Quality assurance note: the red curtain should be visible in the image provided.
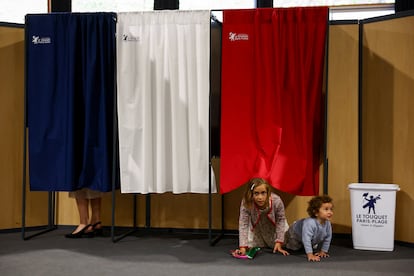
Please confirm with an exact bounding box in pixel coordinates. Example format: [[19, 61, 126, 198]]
[[220, 7, 328, 195]]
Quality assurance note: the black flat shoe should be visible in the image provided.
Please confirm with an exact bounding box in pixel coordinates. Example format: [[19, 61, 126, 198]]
[[65, 224, 92, 239], [91, 221, 104, 237]]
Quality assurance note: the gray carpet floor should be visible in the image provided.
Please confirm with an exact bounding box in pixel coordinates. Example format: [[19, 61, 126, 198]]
[[0, 228, 413, 276]]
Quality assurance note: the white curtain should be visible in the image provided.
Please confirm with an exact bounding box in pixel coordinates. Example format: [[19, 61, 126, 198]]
[[117, 10, 214, 194]]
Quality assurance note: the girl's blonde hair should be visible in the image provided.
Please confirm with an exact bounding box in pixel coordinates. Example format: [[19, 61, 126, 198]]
[[243, 178, 272, 209]]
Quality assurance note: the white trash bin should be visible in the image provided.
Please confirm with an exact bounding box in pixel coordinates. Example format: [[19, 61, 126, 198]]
[[348, 183, 400, 251]]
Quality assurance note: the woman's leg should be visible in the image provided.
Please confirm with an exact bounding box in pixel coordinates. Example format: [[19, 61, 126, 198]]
[[71, 198, 90, 234], [90, 197, 102, 229]]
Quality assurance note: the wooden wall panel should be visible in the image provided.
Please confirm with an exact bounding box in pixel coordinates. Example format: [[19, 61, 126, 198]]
[[56, 191, 144, 228], [0, 25, 49, 229], [327, 23, 360, 234], [149, 157, 223, 229], [362, 15, 414, 243]]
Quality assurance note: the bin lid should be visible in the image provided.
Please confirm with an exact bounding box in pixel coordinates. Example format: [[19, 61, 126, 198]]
[[348, 183, 400, 191]]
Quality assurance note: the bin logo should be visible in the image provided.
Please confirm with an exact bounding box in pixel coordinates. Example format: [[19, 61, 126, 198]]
[[356, 192, 387, 226], [362, 193, 381, 214]]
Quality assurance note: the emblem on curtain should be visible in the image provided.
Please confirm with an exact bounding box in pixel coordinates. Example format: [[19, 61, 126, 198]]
[[31, 35, 51, 44], [228, 32, 249, 41], [122, 34, 140, 42]]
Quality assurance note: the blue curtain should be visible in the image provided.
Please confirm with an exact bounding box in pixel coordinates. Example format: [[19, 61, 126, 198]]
[[25, 13, 118, 192]]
